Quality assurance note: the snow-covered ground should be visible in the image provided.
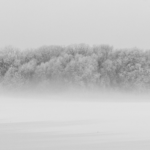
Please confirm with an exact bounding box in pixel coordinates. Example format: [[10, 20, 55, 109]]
[[0, 92, 150, 150]]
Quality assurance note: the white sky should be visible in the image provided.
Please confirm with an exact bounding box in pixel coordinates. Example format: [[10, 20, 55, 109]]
[[0, 0, 150, 50]]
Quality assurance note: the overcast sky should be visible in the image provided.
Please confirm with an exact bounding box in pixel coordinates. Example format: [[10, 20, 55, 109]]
[[0, 0, 150, 50]]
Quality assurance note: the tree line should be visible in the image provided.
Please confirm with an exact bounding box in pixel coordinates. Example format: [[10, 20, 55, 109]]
[[0, 44, 150, 92]]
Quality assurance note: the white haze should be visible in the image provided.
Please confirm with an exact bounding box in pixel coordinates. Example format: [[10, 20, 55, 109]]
[[0, 0, 150, 50], [0, 91, 150, 149]]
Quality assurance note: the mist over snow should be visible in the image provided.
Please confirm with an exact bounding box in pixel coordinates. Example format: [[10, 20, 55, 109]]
[[0, 89, 150, 149], [0, 89, 150, 123], [1, 0, 150, 148], [0, 45, 150, 149]]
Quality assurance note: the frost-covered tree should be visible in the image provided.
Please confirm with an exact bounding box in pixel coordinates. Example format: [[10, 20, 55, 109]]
[[0, 44, 150, 92]]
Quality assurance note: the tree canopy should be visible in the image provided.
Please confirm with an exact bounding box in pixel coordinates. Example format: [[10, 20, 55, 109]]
[[0, 44, 150, 92]]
